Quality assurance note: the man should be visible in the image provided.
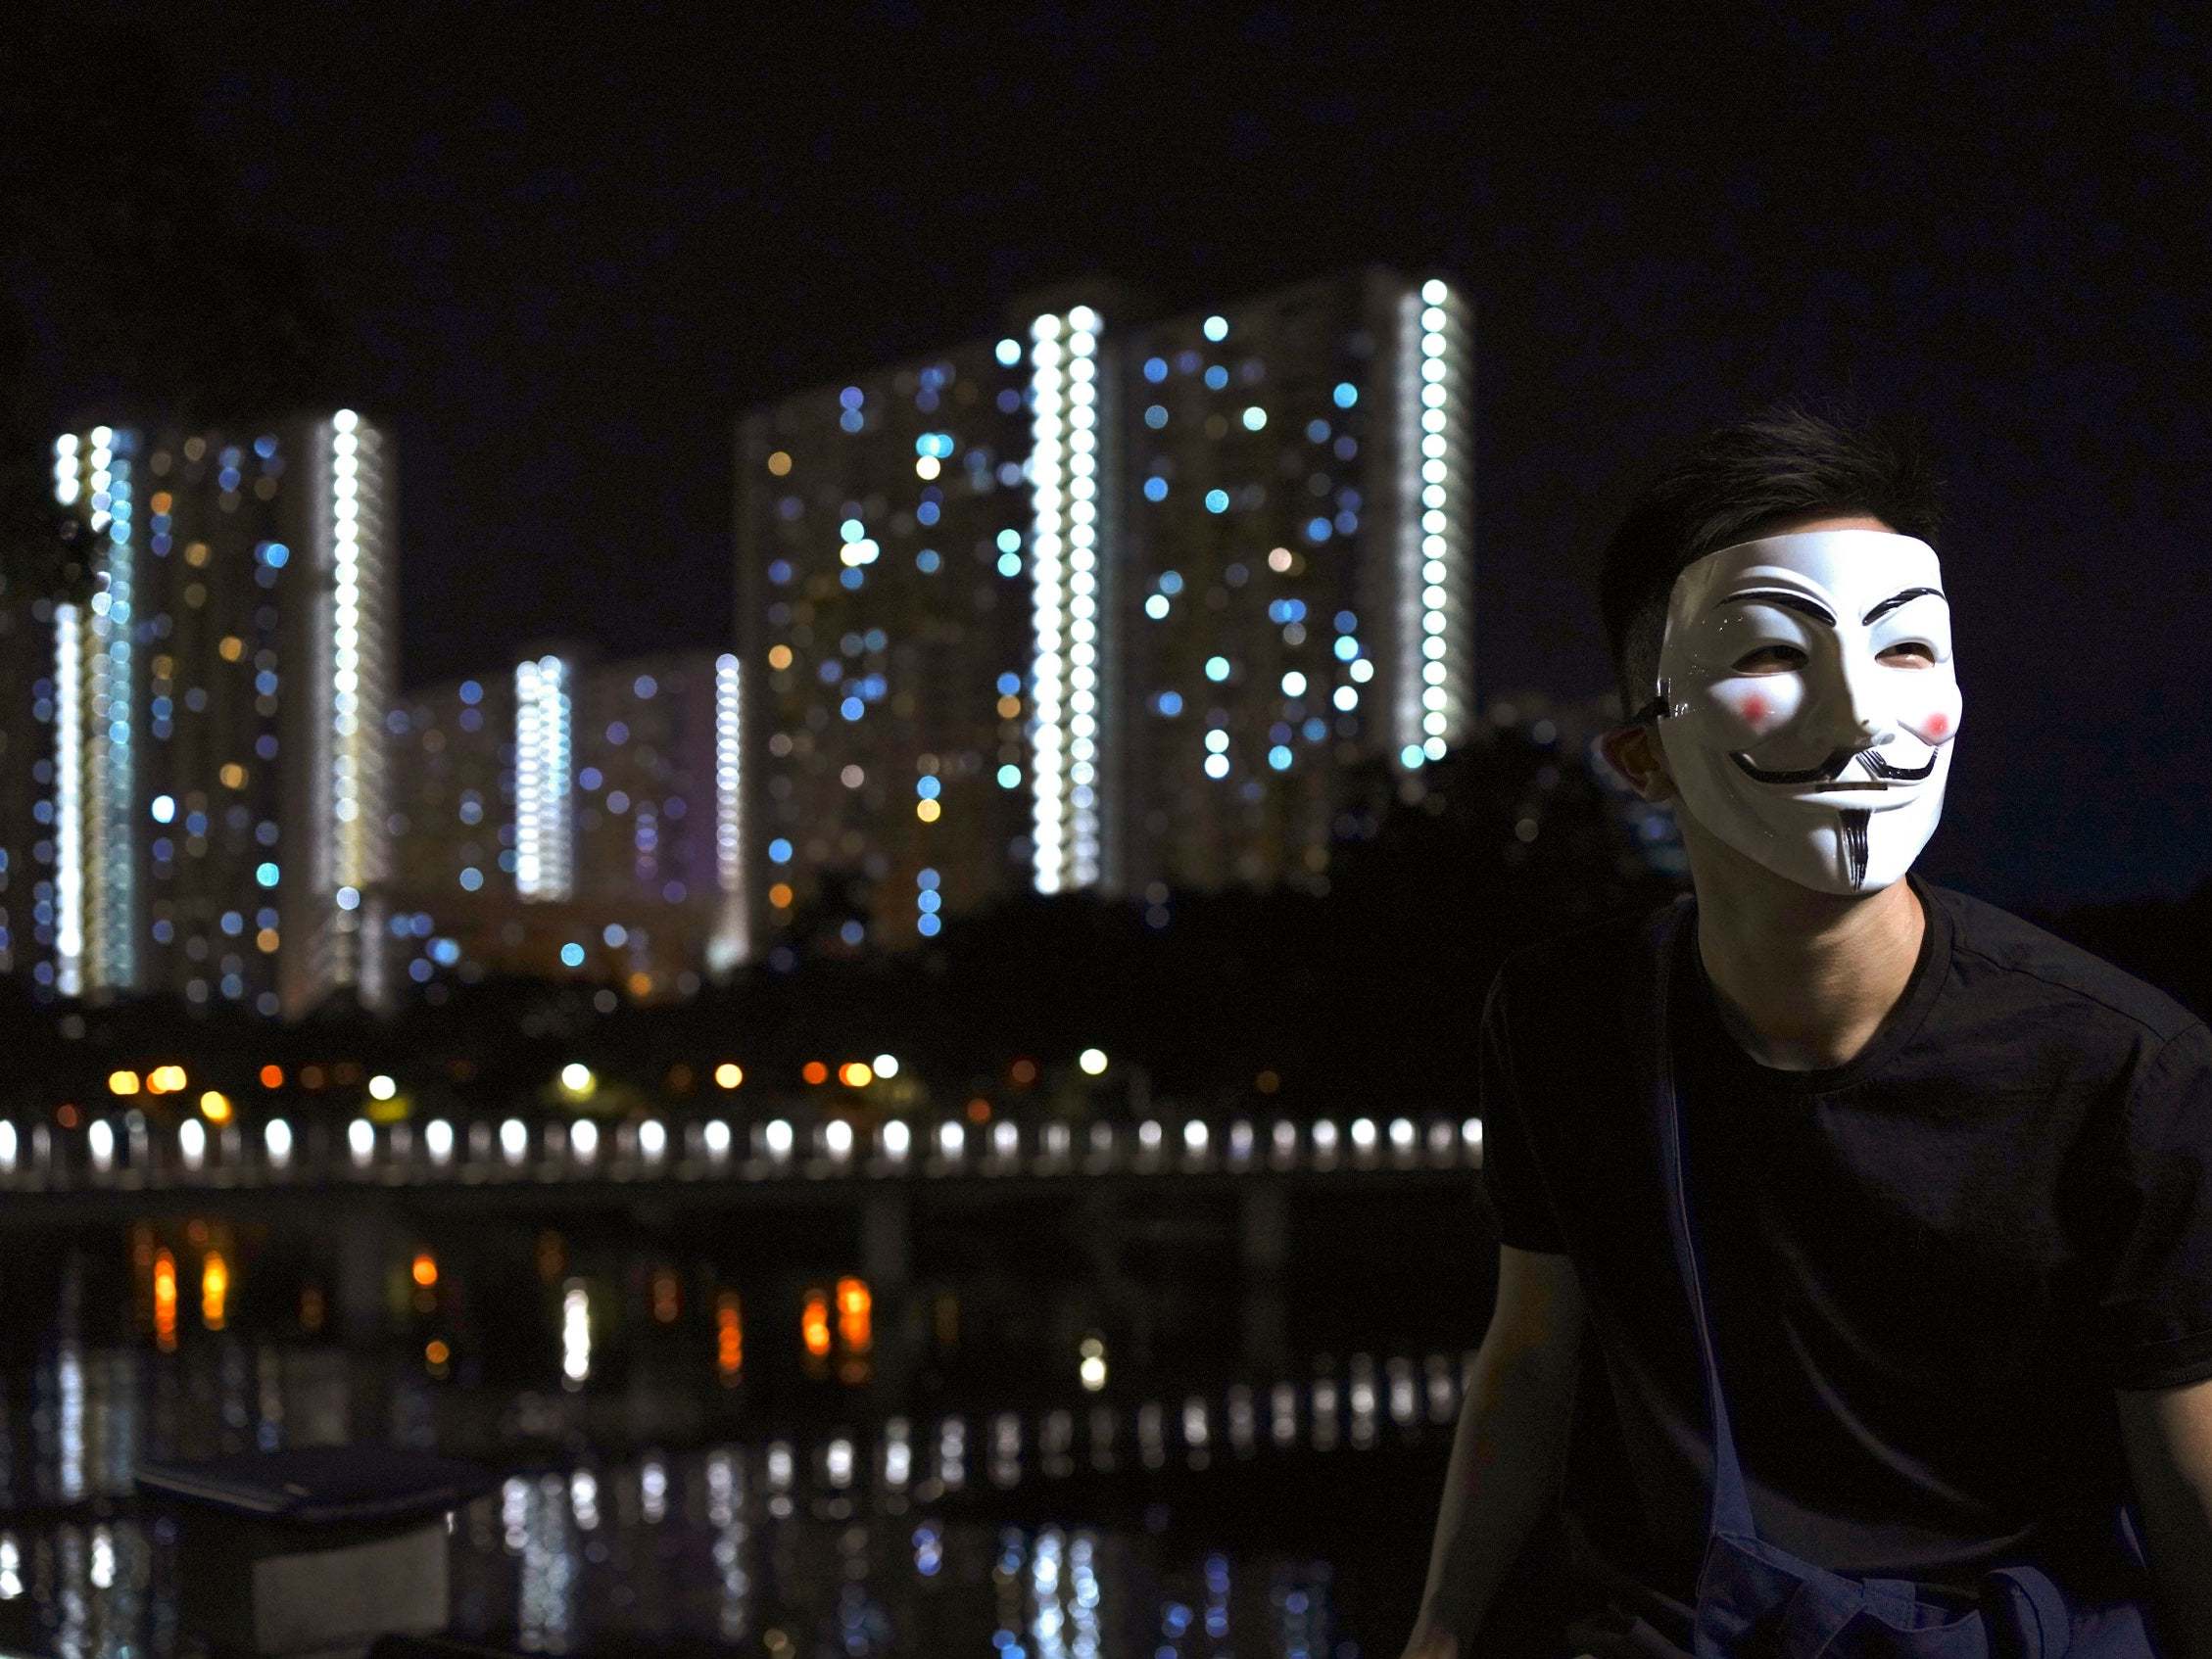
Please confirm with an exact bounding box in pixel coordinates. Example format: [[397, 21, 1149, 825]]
[[1401, 406, 2212, 1658]]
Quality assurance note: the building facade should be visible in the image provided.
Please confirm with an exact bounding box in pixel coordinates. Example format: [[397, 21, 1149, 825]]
[[735, 337, 1039, 958], [383, 646, 738, 1000], [734, 265, 1473, 954], [1, 414, 396, 1018]]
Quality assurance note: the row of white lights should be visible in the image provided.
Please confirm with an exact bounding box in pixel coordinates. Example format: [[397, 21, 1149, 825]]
[[329, 414, 366, 895], [487, 1354, 1478, 1523], [1027, 306, 1104, 893], [709, 653, 748, 972], [1396, 279, 1464, 769], [0, 1112, 1483, 1184], [513, 654, 574, 899]]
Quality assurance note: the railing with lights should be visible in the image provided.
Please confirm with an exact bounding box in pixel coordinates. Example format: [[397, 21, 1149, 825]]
[[0, 1104, 1483, 1196]]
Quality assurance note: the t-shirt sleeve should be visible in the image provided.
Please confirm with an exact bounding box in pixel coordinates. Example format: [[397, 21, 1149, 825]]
[[1474, 966, 1569, 1254], [2098, 1019, 2212, 1391]]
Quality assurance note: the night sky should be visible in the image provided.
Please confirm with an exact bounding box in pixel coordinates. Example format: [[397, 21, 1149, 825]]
[[65, 3, 2212, 911]]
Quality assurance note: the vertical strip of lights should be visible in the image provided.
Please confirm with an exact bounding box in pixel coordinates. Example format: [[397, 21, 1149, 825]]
[[326, 409, 391, 1001], [709, 651, 749, 971], [515, 654, 574, 900], [1394, 279, 1471, 769], [51, 435, 85, 997], [83, 425, 136, 988], [1027, 305, 1103, 892]]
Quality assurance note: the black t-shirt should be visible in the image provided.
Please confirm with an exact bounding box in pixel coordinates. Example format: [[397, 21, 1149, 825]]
[[1476, 871, 2212, 1641]]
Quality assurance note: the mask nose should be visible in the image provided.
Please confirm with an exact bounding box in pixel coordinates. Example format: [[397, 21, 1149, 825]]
[[1827, 648, 1891, 752]]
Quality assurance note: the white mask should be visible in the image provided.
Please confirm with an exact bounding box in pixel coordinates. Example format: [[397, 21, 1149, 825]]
[[1647, 529, 1961, 895]]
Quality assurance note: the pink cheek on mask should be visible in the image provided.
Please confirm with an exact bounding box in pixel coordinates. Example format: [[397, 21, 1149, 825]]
[[1924, 711, 1950, 740], [1734, 691, 1775, 730]]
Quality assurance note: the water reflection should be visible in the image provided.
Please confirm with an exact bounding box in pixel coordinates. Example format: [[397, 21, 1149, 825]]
[[0, 1339, 1460, 1653]]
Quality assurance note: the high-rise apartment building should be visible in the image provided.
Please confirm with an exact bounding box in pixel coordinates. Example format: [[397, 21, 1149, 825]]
[[1103, 269, 1472, 897], [1, 414, 396, 1018], [734, 265, 1472, 954], [735, 337, 1039, 957], [384, 646, 737, 999]]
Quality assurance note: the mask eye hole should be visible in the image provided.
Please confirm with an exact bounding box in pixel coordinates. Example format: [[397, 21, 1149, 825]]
[[1732, 645, 1804, 674], [1880, 641, 1936, 664]]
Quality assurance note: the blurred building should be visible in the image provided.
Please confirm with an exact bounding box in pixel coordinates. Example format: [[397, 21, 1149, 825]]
[[735, 337, 1038, 958], [1105, 269, 1471, 899], [0, 415, 396, 1018], [734, 264, 1472, 955], [384, 645, 738, 1000]]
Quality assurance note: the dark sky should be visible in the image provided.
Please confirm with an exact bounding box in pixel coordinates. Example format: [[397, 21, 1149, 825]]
[[76, 3, 2212, 911]]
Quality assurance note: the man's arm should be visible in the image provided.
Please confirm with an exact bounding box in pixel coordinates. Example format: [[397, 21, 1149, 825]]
[[2116, 1376, 2212, 1659], [1400, 1245, 1587, 1658]]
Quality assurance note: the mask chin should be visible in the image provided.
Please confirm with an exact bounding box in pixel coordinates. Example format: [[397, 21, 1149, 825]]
[[1663, 735, 1949, 896]]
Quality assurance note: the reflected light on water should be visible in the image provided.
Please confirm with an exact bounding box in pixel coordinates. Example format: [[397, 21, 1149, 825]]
[[560, 1281, 591, 1389], [0, 1342, 1443, 1649]]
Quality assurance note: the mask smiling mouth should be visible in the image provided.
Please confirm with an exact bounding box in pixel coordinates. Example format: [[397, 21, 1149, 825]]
[[1730, 745, 1937, 786]]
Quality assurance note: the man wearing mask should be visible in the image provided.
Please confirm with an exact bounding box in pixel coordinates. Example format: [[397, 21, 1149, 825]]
[[1402, 407, 2212, 1657]]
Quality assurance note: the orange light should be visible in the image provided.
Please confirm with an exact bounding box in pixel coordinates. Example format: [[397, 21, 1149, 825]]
[[256, 927, 280, 953], [997, 694, 1022, 719], [219, 763, 246, 789], [767, 643, 793, 671], [801, 1062, 829, 1086], [915, 799, 940, 823], [1009, 1058, 1037, 1086], [836, 1276, 872, 1354], [766, 450, 793, 477], [769, 881, 793, 909], [713, 1062, 744, 1090], [150, 1064, 188, 1095], [839, 1061, 874, 1088], [716, 1290, 744, 1383], [201, 1251, 228, 1331], [217, 635, 245, 662], [801, 1288, 832, 1359], [411, 1252, 438, 1289], [153, 1249, 178, 1352], [57, 1103, 79, 1129], [108, 1069, 141, 1096], [651, 1267, 680, 1324], [425, 1339, 451, 1369], [199, 1090, 233, 1124], [259, 1064, 284, 1089], [965, 1097, 991, 1123]]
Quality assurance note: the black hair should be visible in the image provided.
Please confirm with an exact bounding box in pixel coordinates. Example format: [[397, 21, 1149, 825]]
[[1598, 402, 1945, 723]]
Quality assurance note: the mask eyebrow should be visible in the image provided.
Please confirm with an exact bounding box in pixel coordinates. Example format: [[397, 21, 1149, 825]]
[[1861, 587, 1946, 625], [1711, 589, 1836, 626]]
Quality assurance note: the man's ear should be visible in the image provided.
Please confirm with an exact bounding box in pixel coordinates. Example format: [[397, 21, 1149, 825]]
[[1596, 722, 1679, 805]]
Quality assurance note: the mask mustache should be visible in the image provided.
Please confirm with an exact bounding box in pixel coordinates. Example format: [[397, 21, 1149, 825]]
[[1730, 744, 1938, 785]]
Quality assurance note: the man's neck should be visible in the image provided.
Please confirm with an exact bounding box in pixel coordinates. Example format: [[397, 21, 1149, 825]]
[[1690, 854, 1928, 1073]]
